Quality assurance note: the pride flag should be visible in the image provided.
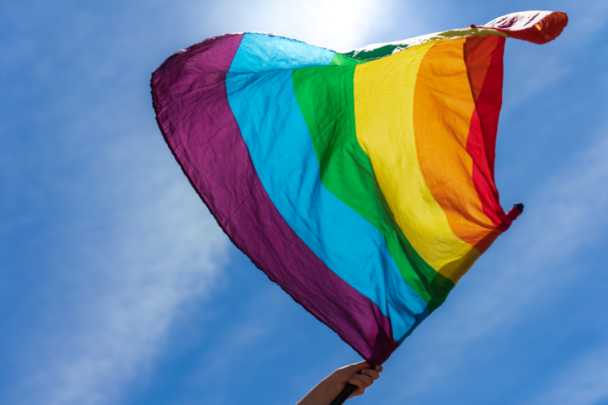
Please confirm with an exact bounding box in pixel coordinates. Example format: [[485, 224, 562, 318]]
[[151, 11, 567, 365]]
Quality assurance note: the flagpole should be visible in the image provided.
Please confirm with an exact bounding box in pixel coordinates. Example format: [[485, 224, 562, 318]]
[[329, 383, 358, 405]]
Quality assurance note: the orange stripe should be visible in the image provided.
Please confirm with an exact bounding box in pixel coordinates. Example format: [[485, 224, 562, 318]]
[[413, 39, 498, 249]]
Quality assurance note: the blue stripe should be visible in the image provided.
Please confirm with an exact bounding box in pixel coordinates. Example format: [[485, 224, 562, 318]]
[[225, 33, 428, 341]]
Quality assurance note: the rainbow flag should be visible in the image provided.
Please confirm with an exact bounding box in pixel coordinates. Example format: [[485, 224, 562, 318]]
[[151, 11, 567, 365]]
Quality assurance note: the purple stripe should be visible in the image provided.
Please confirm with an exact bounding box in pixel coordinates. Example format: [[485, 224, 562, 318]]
[[151, 34, 397, 365]]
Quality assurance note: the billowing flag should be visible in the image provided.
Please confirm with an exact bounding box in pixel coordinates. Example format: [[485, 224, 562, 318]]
[[151, 11, 567, 365]]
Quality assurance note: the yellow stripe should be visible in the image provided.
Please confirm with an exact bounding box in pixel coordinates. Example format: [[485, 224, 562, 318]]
[[353, 40, 480, 282]]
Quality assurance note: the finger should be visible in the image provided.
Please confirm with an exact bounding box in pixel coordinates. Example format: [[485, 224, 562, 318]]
[[360, 368, 380, 380], [336, 361, 370, 379], [349, 386, 365, 398], [347, 377, 367, 398], [350, 360, 370, 373], [349, 373, 374, 388], [375, 364, 383, 373]]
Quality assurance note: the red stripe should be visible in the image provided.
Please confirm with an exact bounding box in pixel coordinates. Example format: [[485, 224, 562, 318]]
[[465, 35, 511, 233]]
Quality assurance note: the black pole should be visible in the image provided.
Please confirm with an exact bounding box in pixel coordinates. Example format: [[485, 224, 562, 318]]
[[329, 383, 358, 405]]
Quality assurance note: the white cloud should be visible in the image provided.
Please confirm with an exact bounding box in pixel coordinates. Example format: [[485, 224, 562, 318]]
[[16, 134, 229, 405]]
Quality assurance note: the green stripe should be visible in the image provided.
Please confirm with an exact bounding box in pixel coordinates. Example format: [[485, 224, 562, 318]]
[[292, 53, 453, 311], [341, 44, 410, 60]]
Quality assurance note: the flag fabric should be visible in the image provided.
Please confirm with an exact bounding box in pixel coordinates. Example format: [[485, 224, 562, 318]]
[[151, 11, 567, 365]]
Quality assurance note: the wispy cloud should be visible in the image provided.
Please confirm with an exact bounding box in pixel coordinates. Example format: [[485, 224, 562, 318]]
[[14, 133, 230, 405], [0, 2, 235, 404], [7, 2, 606, 405], [3, 0, 412, 403]]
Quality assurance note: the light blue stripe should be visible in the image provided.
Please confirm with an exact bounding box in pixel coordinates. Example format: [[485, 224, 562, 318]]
[[226, 33, 427, 341], [227, 33, 336, 73]]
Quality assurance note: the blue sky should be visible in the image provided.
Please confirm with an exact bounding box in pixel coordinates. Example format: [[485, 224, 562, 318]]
[[1, 1, 608, 404]]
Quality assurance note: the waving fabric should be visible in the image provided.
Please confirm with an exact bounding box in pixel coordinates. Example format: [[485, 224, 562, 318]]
[[151, 11, 567, 365]]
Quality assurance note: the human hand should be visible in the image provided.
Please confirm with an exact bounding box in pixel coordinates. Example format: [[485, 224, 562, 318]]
[[331, 361, 383, 399], [297, 361, 383, 405]]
